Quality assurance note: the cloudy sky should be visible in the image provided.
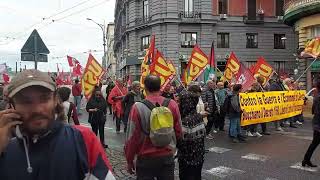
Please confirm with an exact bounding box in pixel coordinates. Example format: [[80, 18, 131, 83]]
[[0, 0, 115, 72]]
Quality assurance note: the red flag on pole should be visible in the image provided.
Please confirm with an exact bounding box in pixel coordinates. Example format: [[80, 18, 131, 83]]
[[236, 62, 255, 92]]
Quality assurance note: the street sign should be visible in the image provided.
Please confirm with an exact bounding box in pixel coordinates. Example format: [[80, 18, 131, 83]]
[[21, 29, 50, 69]]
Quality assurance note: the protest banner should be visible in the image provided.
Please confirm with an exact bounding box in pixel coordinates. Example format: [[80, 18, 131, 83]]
[[240, 90, 306, 126], [81, 54, 105, 98], [183, 45, 208, 85]]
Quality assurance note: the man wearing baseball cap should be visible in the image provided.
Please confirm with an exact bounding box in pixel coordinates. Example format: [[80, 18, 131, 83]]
[[0, 69, 115, 180]]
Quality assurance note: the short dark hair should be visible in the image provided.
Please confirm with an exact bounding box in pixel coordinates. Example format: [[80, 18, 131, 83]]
[[233, 84, 242, 92], [57, 87, 71, 102], [224, 81, 229, 88], [75, 79, 79, 84], [144, 75, 161, 92], [188, 84, 202, 94]]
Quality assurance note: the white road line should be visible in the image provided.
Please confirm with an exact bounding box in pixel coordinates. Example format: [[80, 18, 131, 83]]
[[80, 123, 114, 130], [241, 153, 269, 162], [289, 135, 313, 141], [204, 166, 245, 178], [290, 162, 318, 172], [208, 147, 232, 154], [265, 178, 278, 180]]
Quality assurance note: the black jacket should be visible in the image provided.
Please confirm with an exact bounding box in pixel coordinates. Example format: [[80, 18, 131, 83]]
[[0, 121, 115, 180], [312, 94, 320, 132], [122, 91, 143, 123], [201, 88, 218, 115], [86, 96, 107, 124]]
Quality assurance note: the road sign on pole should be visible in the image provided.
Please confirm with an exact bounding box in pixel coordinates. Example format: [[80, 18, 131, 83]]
[[21, 29, 50, 70]]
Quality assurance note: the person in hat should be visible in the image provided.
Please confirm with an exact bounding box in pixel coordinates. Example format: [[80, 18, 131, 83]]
[[0, 69, 115, 180]]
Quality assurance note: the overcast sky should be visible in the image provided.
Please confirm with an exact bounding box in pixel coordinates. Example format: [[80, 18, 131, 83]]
[[0, 0, 115, 72]]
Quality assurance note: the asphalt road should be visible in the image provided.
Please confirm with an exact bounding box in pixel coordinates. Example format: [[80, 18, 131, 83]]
[[78, 110, 320, 180]]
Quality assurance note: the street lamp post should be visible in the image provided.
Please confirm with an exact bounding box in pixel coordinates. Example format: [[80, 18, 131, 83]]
[[86, 18, 106, 69]]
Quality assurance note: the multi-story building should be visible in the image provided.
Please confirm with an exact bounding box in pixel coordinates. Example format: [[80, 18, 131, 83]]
[[284, 0, 320, 90], [114, 0, 296, 82], [106, 23, 117, 79]]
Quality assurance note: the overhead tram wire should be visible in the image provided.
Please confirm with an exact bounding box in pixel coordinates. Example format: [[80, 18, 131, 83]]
[[0, 0, 99, 45], [53, 0, 109, 22]]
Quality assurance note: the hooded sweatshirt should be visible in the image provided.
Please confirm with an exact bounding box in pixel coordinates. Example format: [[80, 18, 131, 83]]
[[0, 121, 115, 180]]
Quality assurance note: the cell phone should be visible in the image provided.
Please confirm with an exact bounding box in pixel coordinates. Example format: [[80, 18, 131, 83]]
[[9, 102, 23, 139]]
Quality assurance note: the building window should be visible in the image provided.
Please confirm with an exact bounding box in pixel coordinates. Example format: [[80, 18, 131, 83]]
[[141, 35, 150, 50], [218, 0, 228, 14], [217, 33, 229, 48], [181, 32, 197, 48], [143, 0, 149, 20], [246, 33, 258, 48], [274, 61, 285, 74], [247, 0, 256, 20], [184, 0, 193, 14], [276, 0, 284, 16], [274, 34, 286, 49], [311, 26, 320, 38]]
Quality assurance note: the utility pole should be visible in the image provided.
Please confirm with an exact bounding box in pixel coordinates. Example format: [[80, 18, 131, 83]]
[[87, 18, 107, 69]]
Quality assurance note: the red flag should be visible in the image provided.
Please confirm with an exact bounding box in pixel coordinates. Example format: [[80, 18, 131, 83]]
[[183, 45, 208, 85], [67, 56, 83, 76], [2, 73, 9, 84], [72, 63, 83, 76], [236, 62, 255, 92], [67, 55, 79, 67], [253, 57, 273, 85]]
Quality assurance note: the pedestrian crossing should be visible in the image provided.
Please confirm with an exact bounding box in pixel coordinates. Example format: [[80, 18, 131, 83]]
[[205, 146, 319, 179], [241, 153, 269, 162], [204, 166, 245, 178], [290, 162, 318, 172]]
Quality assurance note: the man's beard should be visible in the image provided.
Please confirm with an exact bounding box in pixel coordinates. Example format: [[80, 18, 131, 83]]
[[22, 109, 56, 136]]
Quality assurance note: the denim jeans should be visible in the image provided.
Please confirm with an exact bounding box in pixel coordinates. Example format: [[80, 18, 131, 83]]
[[229, 115, 241, 138], [74, 96, 81, 113]]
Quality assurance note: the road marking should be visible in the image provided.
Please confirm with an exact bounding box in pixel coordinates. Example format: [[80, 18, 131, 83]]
[[204, 166, 245, 178], [274, 131, 297, 136], [290, 162, 318, 172], [274, 131, 313, 141], [208, 147, 232, 154], [265, 178, 278, 180], [241, 153, 269, 162], [81, 123, 114, 130], [289, 135, 313, 141]]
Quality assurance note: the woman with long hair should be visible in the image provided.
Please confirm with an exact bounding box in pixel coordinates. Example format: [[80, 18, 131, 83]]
[[86, 87, 108, 148]]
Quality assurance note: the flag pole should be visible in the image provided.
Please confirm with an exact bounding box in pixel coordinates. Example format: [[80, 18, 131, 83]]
[[295, 57, 318, 83]]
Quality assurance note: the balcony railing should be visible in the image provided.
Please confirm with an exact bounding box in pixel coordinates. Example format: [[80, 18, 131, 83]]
[[284, 0, 320, 14], [243, 14, 264, 24], [135, 16, 152, 26], [178, 11, 201, 19]]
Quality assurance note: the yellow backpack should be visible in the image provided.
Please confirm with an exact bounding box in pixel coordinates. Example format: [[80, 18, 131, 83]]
[[141, 99, 175, 147]]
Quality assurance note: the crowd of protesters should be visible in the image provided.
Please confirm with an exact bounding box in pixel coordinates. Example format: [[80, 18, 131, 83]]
[[0, 69, 318, 180]]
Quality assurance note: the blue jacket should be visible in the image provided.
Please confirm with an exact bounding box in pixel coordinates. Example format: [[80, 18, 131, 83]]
[[0, 121, 115, 180]]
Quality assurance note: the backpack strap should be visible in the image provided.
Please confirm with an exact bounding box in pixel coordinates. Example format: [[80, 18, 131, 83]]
[[162, 98, 171, 107], [141, 99, 156, 110]]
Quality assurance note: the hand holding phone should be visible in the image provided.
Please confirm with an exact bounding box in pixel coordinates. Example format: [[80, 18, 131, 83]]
[[0, 109, 22, 154]]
